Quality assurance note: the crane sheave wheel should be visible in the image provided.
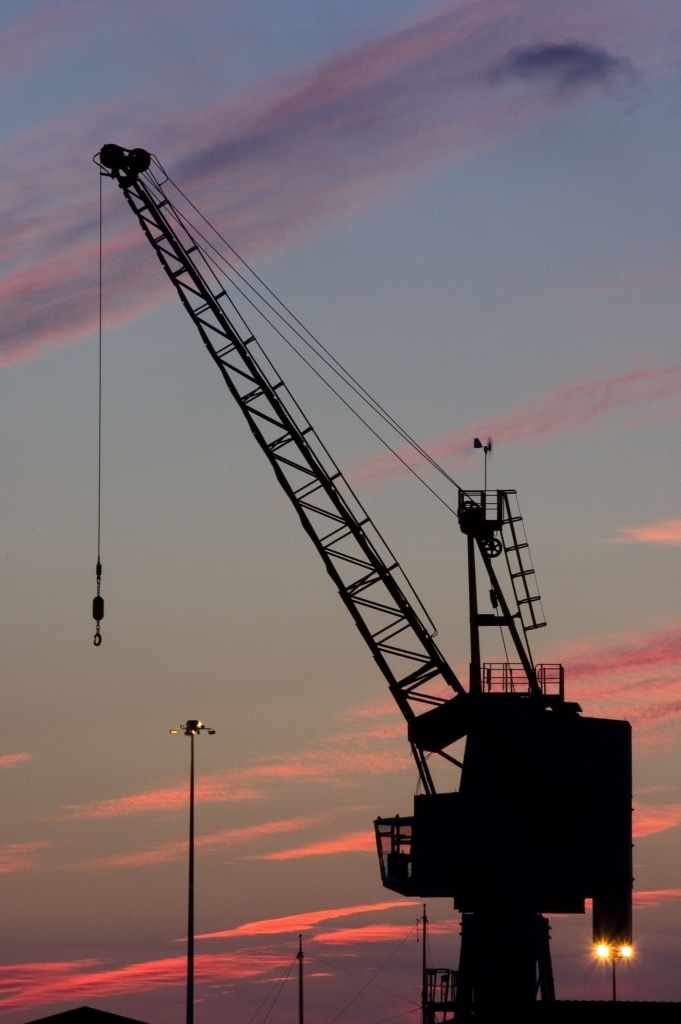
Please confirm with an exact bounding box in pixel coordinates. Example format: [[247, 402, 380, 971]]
[[482, 536, 503, 558]]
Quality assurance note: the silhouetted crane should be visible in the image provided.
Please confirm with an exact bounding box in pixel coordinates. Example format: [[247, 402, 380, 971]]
[[96, 145, 632, 1016]]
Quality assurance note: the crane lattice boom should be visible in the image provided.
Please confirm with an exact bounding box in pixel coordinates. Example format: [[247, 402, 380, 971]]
[[97, 143, 469, 793]]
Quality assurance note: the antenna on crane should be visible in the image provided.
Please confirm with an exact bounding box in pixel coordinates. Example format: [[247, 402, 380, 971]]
[[473, 436, 492, 490]]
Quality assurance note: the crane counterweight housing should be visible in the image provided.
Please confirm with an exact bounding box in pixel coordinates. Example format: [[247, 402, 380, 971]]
[[97, 144, 633, 1013], [376, 709, 631, 928]]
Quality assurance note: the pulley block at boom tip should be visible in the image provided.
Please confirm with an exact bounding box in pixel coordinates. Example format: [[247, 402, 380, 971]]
[[97, 145, 151, 187]]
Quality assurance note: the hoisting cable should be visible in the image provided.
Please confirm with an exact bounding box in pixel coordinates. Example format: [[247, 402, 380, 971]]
[[156, 166, 464, 514], [92, 173, 105, 646]]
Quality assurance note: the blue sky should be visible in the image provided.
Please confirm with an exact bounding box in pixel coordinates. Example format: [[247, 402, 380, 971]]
[[1, 1, 681, 1021]]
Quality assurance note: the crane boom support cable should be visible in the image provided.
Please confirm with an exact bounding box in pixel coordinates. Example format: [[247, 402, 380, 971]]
[[156, 166, 464, 509], [138, 164, 449, 638], [150, 164, 482, 516], [183, 233, 460, 517]]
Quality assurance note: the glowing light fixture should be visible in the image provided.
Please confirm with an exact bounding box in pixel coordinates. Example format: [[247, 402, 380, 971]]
[[593, 941, 634, 1000]]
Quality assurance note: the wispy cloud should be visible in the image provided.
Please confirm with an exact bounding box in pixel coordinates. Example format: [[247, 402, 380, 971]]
[[196, 901, 416, 941], [61, 773, 265, 819], [0, 840, 51, 874], [0, 5, 73, 81], [616, 519, 681, 545], [1, 0, 670, 363], [0, 901, 420, 1012], [0, 752, 32, 769], [633, 802, 681, 838], [0, 950, 286, 1012], [314, 920, 455, 945], [60, 616, 681, 839], [351, 365, 681, 483], [62, 704, 408, 821], [633, 888, 681, 908], [89, 815, 325, 868], [314, 923, 415, 945], [554, 624, 681, 734], [1, 890, 676, 1012], [254, 830, 373, 861]]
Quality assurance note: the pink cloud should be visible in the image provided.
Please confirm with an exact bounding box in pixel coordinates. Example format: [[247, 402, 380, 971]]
[[314, 920, 456, 944], [617, 519, 681, 545], [565, 626, 681, 683], [0, 959, 100, 990], [4, 891, 677, 1013], [89, 814, 326, 868], [633, 888, 681, 908], [0, 950, 286, 1012], [633, 802, 681, 838], [550, 624, 681, 732], [196, 901, 416, 941], [0, 753, 32, 769], [351, 365, 681, 484], [245, 748, 406, 784], [0, 840, 51, 874], [0, 6, 73, 80], [61, 773, 265, 819], [62, 709, 409, 821], [343, 698, 396, 720], [0, 900, 429, 1015], [0, 0, 674, 363], [255, 830, 374, 861], [314, 924, 415, 945]]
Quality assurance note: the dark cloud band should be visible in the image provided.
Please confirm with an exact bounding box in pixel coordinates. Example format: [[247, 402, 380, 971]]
[[492, 41, 634, 89]]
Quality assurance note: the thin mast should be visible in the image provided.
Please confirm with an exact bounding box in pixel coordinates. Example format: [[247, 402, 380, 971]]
[[297, 933, 304, 1024], [420, 905, 427, 1024]]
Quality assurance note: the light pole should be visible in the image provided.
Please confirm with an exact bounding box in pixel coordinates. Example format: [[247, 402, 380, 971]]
[[171, 720, 215, 1024], [595, 943, 633, 1001]]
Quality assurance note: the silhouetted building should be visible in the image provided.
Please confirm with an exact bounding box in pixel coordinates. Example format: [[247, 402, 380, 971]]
[[466, 1001, 681, 1022], [25, 1008, 149, 1024]]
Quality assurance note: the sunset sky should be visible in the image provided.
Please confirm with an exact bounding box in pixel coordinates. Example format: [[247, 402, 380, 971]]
[[1, 1, 681, 1021]]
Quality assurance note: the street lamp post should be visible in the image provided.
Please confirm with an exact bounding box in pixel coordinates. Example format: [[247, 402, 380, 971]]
[[595, 943, 633, 1001], [171, 720, 215, 1024]]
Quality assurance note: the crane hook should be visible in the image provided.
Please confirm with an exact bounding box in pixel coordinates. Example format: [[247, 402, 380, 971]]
[[93, 560, 104, 646]]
